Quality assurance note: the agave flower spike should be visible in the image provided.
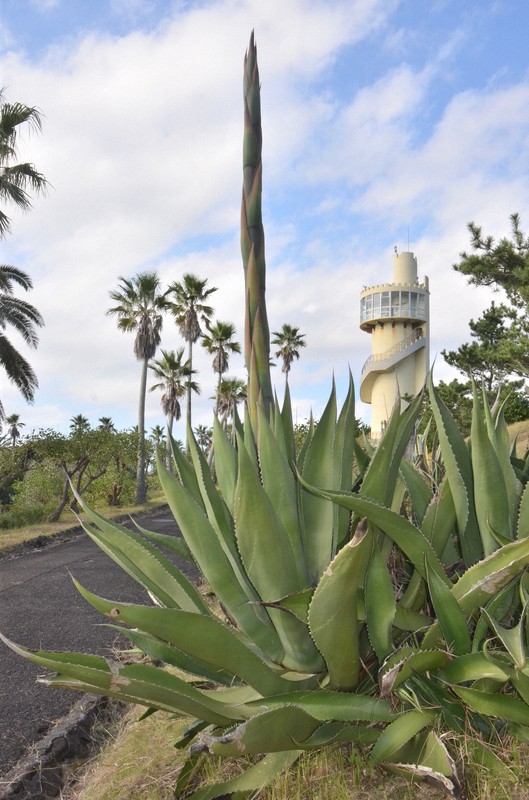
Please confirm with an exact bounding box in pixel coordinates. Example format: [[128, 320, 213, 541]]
[[241, 30, 273, 427]]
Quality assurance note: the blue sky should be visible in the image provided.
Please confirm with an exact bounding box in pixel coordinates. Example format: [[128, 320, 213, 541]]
[[1, 0, 529, 438]]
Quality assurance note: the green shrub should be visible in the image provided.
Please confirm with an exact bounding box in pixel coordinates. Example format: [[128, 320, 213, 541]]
[[0, 459, 63, 528]]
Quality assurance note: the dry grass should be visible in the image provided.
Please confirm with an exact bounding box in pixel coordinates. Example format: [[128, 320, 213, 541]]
[[0, 495, 166, 553], [62, 706, 185, 800], [508, 419, 529, 457], [61, 704, 529, 800]]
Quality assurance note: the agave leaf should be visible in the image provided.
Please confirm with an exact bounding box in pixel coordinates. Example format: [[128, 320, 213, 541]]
[[298, 721, 379, 749], [420, 477, 456, 558], [472, 581, 518, 652], [173, 752, 205, 797], [470, 382, 511, 554], [510, 671, 529, 705], [247, 689, 393, 722], [492, 401, 522, 526], [517, 482, 529, 539], [187, 426, 236, 546], [359, 404, 402, 505], [193, 706, 321, 755], [256, 406, 308, 583], [365, 545, 396, 662], [300, 381, 337, 580], [389, 731, 462, 799], [438, 653, 509, 684], [0, 634, 115, 687], [370, 709, 437, 765], [212, 416, 237, 514], [234, 433, 323, 672], [132, 520, 194, 563], [308, 523, 372, 689], [400, 459, 433, 524], [261, 588, 313, 624], [243, 403, 258, 467], [73, 584, 297, 697], [106, 625, 238, 686], [331, 371, 357, 550], [182, 750, 301, 800], [78, 510, 208, 614], [296, 412, 314, 472], [507, 722, 529, 744], [394, 605, 432, 631], [234, 433, 302, 598], [452, 537, 529, 613], [453, 685, 529, 725], [170, 433, 204, 506], [399, 478, 456, 613], [466, 738, 516, 780], [0, 634, 242, 725], [363, 391, 424, 510], [379, 648, 450, 696], [426, 561, 471, 656], [298, 478, 449, 587], [353, 432, 370, 475], [481, 606, 526, 669], [427, 373, 482, 567], [280, 382, 296, 464], [422, 540, 529, 650], [157, 461, 283, 660]]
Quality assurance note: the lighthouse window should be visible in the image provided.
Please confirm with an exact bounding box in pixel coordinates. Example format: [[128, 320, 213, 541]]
[[372, 293, 381, 317], [391, 291, 400, 315], [410, 292, 418, 316], [417, 294, 425, 317], [381, 291, 390, 317], [400, 292, 409, 316]]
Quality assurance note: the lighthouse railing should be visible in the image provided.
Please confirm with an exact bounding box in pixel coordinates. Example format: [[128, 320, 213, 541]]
[[361, 330, 425, 376]]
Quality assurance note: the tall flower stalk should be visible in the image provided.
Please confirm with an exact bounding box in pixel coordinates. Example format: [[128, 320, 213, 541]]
[[241, 31, 273, 427]]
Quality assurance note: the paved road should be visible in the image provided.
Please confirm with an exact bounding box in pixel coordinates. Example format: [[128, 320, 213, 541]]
[[0, 508, 195, 778]]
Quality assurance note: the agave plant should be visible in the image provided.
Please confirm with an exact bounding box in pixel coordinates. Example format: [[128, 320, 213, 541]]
[[4, 32, 529, 800], [4, 378, 529, 798]]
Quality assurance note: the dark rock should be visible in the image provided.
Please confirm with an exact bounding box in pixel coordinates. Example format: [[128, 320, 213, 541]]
[[0, 695, 127, 800]]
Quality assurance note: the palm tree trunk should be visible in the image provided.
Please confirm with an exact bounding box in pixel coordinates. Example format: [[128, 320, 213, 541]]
[[136, 356, 148, 504], [216, 370, 222, 416], [167, 413, 174, 473], [186, 339, 193, 453]]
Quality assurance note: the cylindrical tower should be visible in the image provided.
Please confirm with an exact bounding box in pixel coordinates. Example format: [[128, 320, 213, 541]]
[[359, 251, 429, 438]]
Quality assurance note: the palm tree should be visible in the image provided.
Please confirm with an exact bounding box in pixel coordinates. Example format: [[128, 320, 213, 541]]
[[271, 324, 306, 387], [150, 424, 166, 448], [98, 416, 115, 432], [0, 265, 44, 419], [201, 320, 241, 413], [215, 377, 247, 437], [1, 91, 48, 239], [149, 348, 199, 469], [166, 274, 217, 441], [5, 412, 24, 446], [107, 271, 166, 503], [194, 423, 212, 453], [69, 414, 90, 435], [0, 92, 47, 419]]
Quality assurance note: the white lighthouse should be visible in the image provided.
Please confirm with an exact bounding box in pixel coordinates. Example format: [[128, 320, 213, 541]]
[[359, 251, 429, 438]]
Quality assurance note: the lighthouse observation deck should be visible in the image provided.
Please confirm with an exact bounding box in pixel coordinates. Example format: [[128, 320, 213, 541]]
[[359, 283, 428, 330]]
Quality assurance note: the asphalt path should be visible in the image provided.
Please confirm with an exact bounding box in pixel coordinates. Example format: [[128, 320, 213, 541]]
[[0, 507, 196, 778]]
